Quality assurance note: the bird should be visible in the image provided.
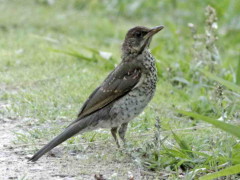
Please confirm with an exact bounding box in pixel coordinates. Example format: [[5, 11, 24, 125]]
[[30, 25, 164, 162]]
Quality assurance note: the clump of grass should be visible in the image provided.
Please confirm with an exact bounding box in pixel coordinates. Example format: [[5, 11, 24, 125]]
[[129, 125, 208, 179], [131, 116, 240, 179]]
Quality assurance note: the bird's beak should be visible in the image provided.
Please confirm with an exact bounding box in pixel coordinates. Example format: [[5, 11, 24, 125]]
[[144, 25, 164, 40], [139, 25, 164, 54]]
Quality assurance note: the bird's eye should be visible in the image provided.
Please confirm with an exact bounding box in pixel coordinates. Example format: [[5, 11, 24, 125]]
[[135, 31, 142, 38]]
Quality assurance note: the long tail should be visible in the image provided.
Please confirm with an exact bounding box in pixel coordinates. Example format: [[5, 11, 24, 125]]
[[29, 120, 87, 162]]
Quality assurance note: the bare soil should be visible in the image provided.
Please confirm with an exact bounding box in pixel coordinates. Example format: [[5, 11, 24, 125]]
[[0, 102, 154, 180]]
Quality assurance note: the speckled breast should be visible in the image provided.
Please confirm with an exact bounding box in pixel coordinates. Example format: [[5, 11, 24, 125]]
[[109, 51, 157, 127]]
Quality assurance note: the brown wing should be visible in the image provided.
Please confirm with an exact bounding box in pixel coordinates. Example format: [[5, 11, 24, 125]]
[[77, 62, 141, 120]]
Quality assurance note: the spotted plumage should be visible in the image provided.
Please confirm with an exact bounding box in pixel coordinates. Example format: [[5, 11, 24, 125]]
[[30, 25, 164, 162]]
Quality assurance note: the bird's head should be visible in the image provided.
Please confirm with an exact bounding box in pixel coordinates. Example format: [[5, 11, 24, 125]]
[[122, 25, 164, 55]]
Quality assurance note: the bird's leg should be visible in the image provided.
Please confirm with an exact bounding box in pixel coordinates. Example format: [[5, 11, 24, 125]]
[[118, 123, 128, 146], [111, 127, 120, 148]]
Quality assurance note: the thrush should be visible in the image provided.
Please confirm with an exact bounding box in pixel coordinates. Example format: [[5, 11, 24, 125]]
[[30, 25, 164, 162]]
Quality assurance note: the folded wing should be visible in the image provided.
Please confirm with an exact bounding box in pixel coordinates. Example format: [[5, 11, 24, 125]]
[[76, 62, 142, 121]]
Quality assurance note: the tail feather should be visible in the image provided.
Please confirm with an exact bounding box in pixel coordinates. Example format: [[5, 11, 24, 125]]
[[29, 120, 87, 162]]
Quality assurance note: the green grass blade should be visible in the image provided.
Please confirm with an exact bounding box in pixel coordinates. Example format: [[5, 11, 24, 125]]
[[199, 164, 240, 180], [81, 46, 99, 54], [48, 48, 94, 62], [236, 56, 240, 85], [172, 131, 194, 158], [201, 70, 240, 93], [177, 110, 240, 138]]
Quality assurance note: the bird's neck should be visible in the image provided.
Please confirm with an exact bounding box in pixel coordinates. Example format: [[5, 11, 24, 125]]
[[121, 49, 156, 79], [121, 49, 151, 62], [121, 50, 137, 61]]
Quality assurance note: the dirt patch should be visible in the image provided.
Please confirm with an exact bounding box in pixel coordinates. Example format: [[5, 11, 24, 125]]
[[0, 103, 155, 180]]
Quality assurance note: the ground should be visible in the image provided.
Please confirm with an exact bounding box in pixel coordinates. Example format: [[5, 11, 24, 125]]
[[0, 103, 143, 180], [1, 0, 240, 180], [1, 101, 162, 180]]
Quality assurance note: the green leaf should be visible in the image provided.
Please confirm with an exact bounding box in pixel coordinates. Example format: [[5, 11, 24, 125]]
[[201, 70, 240, 93], [177, 110, 240, 138], [200, 164, 240, 180]]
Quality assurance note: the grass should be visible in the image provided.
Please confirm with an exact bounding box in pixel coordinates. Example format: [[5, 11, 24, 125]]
[[0, 0, 240, 179]]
